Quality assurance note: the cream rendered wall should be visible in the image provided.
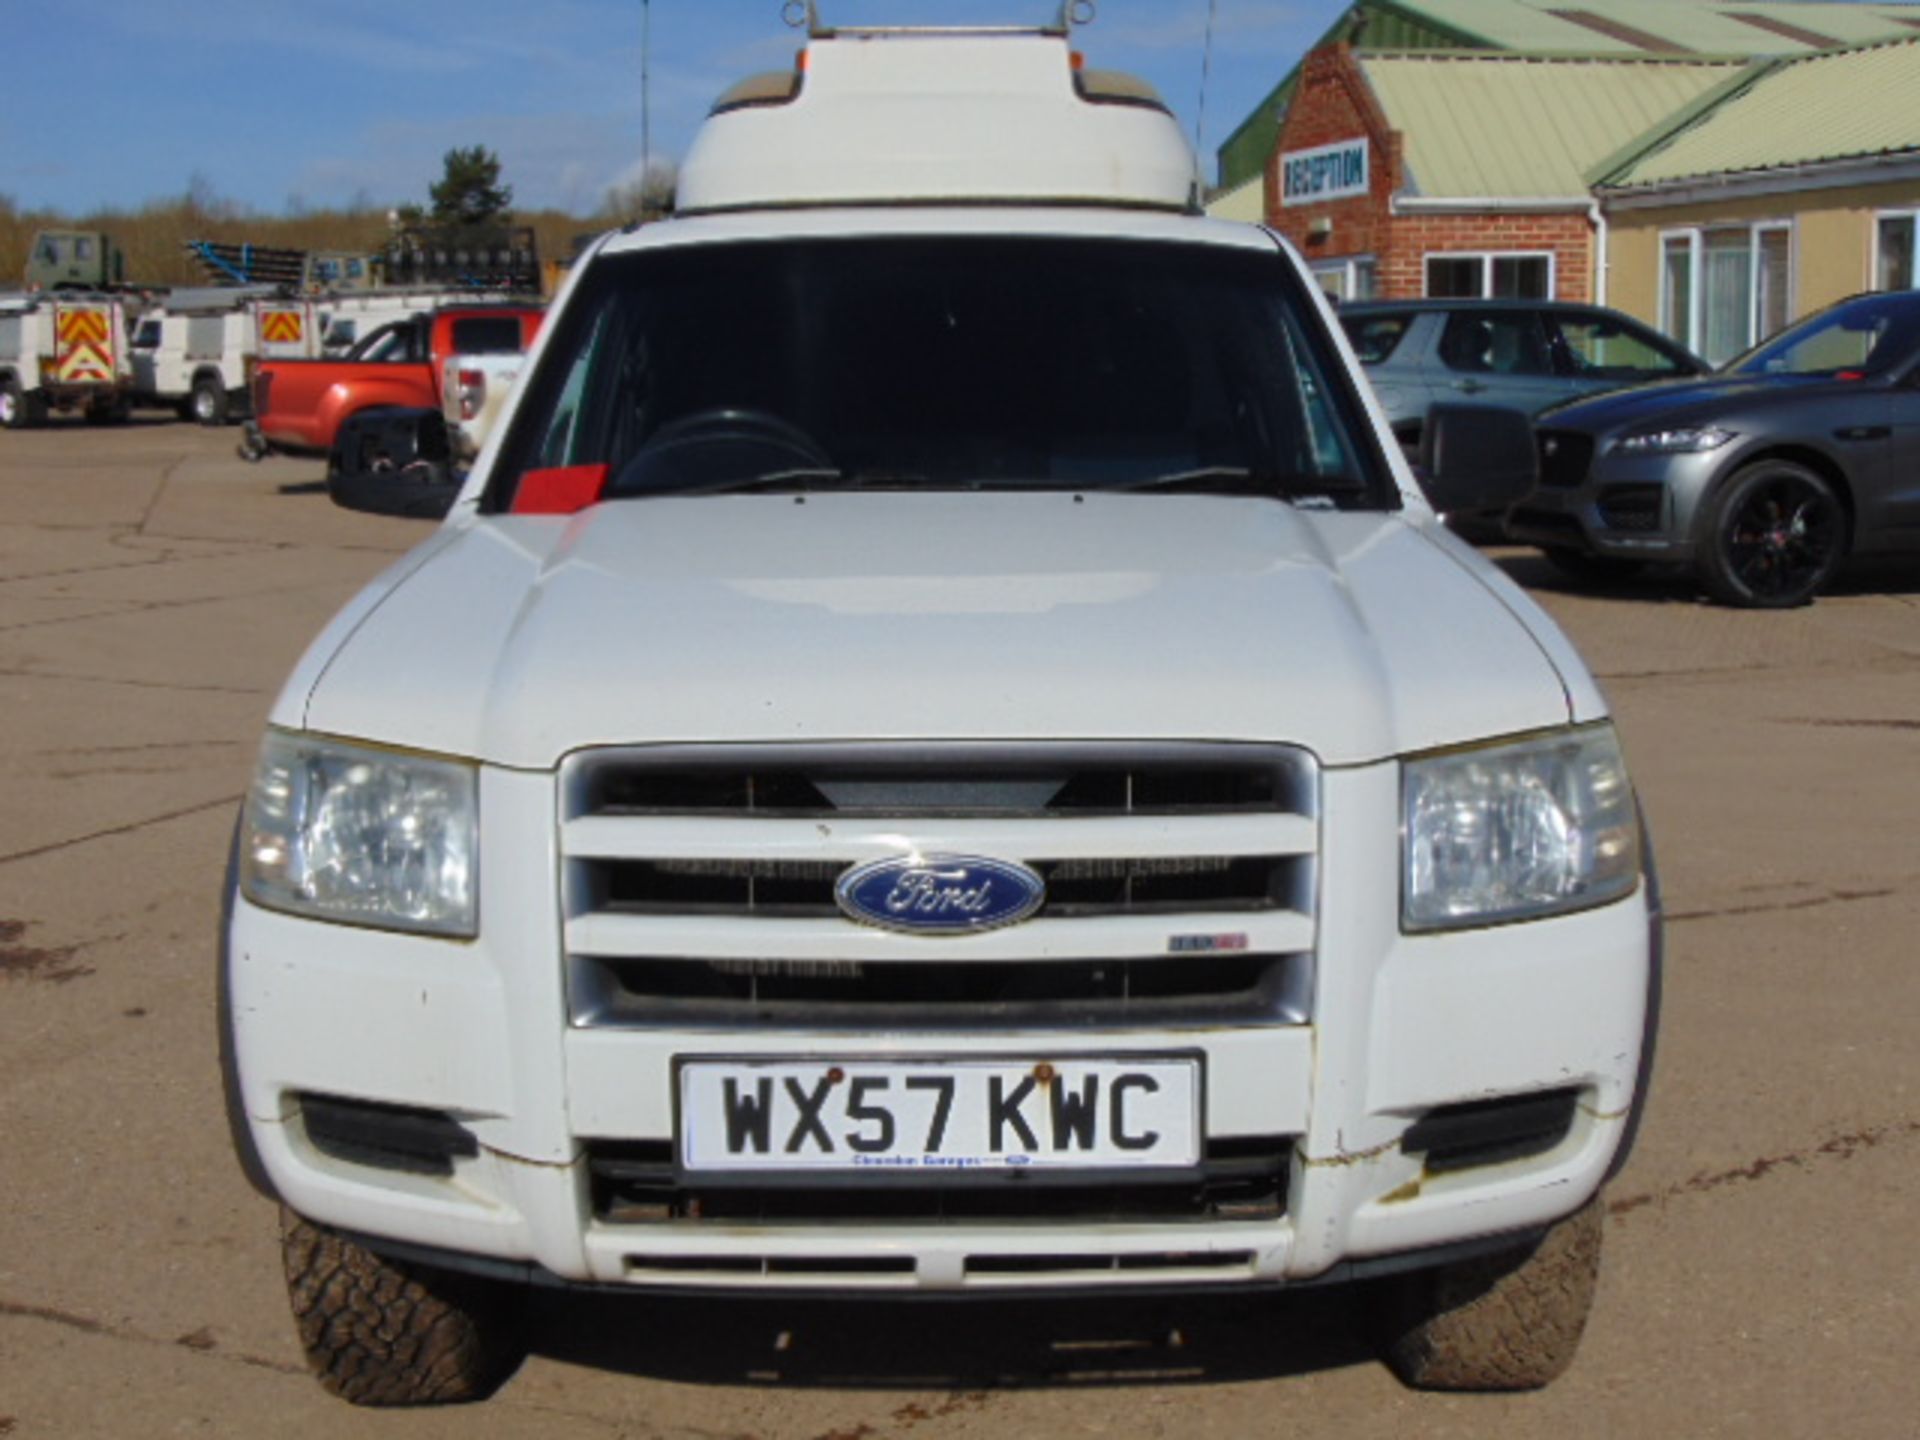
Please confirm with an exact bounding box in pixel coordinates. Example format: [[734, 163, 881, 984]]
[[1601, 181, 1919, 333]]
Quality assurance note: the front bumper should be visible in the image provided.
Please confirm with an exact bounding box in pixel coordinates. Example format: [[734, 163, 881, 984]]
[[1508, 436, 1729, 561], [225, 760, 1656, 1292]]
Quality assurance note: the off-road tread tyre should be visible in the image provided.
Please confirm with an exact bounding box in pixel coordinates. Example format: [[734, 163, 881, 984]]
[[280, 1208, 524, 1406], [1542, 546, 1644, 584], [1372, 1197, 1603, 1392]]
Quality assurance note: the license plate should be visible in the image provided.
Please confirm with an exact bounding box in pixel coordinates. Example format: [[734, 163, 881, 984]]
[[678, 1056, 1201, 1173]]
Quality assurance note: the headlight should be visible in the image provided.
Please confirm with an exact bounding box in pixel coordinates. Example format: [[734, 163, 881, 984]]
[[241, 730, 477, 937], [1612, 426, 1734, 456], [1404, 725, 1639, 931]]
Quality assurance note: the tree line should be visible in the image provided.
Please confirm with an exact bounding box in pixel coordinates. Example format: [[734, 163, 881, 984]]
[[0, 146, 675, 290]]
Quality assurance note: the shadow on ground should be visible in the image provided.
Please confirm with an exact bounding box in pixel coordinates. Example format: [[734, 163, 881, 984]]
[[522, 1285, 1375, 1391], [1493, 549, 1920, 606]]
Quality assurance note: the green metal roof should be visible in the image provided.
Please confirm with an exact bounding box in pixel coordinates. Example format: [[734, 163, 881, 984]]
[[1396, 1, 1920, 54], [1217, 0, 1920, 190], [1597, 35, 1920, 187], [1360, 52, 1744, 196]]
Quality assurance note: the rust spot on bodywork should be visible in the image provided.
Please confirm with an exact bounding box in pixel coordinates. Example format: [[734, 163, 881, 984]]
[[1298, 1135, 1399, 1169]]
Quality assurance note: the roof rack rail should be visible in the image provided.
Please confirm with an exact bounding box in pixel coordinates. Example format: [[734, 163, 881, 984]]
[[786, 0, 1095, 40]]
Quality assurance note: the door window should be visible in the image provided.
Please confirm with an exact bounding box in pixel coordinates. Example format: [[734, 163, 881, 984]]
[[1340, 312, 1412, 365], [1438, 312, 1553, 376], [1550, 313, 1693, 379]]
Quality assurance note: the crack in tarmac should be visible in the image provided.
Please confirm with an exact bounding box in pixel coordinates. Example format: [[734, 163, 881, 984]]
[[0, 581, 336, 635], [1778, 717, 1920, 732], [136, 455, 189, 535], [0, 1296, 305, 1377], [33, 739, 245, 757], [1609, 1118, 1920, 1221], [0, 667, 264, 697], [1667, 884, 1903, 924], [0, 794, 241, 867]]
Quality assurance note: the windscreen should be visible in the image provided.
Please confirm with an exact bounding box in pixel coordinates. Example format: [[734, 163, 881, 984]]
[[492, 236, 1393, 509], [1729, 293, 1920, 377]]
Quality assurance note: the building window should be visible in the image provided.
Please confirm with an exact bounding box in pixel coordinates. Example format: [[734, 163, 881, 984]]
[[1876, 212, 1918, 291], [1311, 256, 1378, 302], [1659, 223, 1792, 365], [1424, 252, 1552, 300]]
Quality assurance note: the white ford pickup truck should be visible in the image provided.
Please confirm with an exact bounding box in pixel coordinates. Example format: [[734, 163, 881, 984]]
[[222, 8, 1659, 1407]]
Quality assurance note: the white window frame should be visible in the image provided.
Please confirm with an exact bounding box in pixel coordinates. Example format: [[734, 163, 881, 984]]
[[1421, 250, 1556, 300], [1657, 221, 1796, 360], [1872, 209, 1920, 291], [1310, 255, 1379, 302]]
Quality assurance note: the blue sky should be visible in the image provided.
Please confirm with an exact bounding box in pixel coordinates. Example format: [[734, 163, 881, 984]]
[[3, 0, 1350, 216]]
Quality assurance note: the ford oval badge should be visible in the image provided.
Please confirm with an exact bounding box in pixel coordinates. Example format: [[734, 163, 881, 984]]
[[835, 854, 1046, 935]]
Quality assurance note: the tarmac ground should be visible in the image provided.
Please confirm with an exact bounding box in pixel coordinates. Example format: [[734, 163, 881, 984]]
[[1, 421, 1915, 1438]]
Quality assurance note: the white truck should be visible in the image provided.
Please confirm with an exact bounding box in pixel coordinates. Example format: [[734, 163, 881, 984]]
[[128, 288, 319, 425], [224, 10, 1660, 1408], [0, 291, 136, 428]]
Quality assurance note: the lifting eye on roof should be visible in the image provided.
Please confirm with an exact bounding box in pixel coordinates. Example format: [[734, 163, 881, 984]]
[[785, 1, 1096, 35]]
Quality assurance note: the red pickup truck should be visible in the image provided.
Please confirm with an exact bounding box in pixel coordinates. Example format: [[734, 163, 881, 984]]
[[242, 304, 542, 459]]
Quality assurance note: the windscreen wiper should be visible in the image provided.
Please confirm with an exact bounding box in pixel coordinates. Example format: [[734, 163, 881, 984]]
[[1107, 466, 1366, 500], [1106, 466, 1288, 496]]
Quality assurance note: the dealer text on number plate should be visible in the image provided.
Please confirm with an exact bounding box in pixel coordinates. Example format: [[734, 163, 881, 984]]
[[678, 1057, 1200, 1172]]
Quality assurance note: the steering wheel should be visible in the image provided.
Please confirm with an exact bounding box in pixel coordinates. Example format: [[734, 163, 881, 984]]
[[610, 407, 836, 496], [645, 407, 832, 467]]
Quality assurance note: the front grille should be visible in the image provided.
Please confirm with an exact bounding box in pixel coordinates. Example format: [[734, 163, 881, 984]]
[[1535, 430, 1594, 489], [560, 744, 1320, 1030], [587, 1136, 1291, 1223], [1597, 483, 1665, 533]]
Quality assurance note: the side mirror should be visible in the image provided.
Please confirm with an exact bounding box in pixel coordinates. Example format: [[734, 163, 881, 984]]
[[327, 407, 460, 519], [1416, 404, 1537, 514]]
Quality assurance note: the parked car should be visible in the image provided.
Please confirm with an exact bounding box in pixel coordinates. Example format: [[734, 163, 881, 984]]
[[1509, 290, 1920, 607], [241, 302, 542, 462], [1340, 299, 1707, 451]]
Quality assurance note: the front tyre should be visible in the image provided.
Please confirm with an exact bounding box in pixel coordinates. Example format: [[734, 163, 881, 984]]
[[191, 376, 229, 426], [1695, 461, 1846, 608], [1369, 1197, 1604, 1391], [281, 1209, 526, 1406]]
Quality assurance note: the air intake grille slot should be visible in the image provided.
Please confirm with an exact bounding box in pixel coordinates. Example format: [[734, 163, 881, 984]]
[[601, 854, 1296, 917], [588, 1137, 1291, 1224], [573, 950, 1303, 1028], [1598, 483, 1664, 533], [584, 750, 1305, 818]]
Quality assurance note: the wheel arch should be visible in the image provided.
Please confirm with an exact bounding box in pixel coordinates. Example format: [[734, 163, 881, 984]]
[[190, 365, 228, 391]]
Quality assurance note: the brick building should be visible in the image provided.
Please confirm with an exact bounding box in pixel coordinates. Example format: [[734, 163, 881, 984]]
[[1263, 45, 1737, 303]]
